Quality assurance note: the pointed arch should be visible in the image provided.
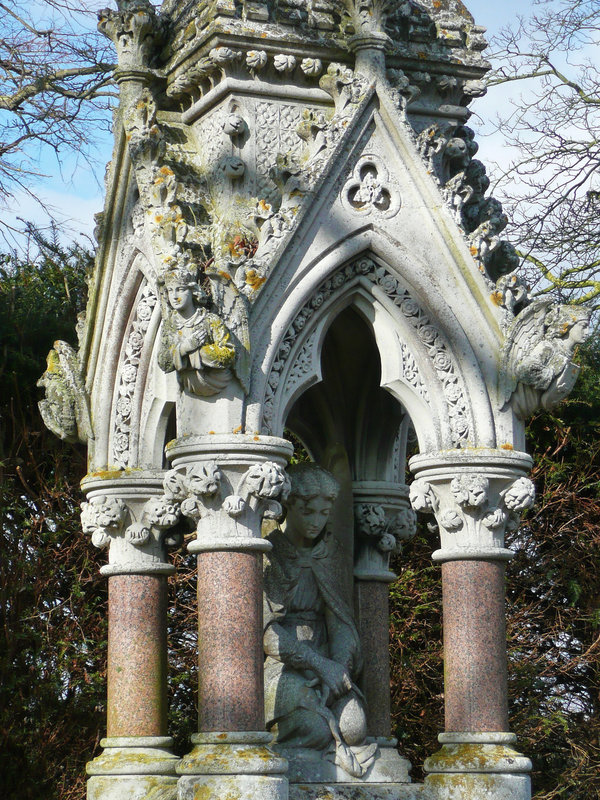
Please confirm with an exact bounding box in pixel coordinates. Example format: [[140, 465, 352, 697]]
[[248, 235, 497, 451]]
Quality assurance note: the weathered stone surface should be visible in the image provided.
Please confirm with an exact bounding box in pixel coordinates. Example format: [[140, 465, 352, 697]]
[[176, 731, 288, 800], [87, 736, 179, 800], [36, 2, 588, 799], [424, 733, 532, 800], [289, 784, 423, 800]]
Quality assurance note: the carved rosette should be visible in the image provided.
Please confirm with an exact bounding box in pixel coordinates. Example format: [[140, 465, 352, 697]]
[[165, 434, 293, 552], [409, 451, 535, 562], [263, 256, 471, 447], [353, 481, 417, 581], [113, 281, 158, 468], [80, 473, 184, 576]]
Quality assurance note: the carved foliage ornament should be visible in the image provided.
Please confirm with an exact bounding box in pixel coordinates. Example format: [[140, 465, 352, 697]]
[[165, 460, 290, 548], [414, 124, 519, 285], [263, 257, 471, 448], [354, 502, 416, 555], [113, 282, 157, 469], [81, 482, 183, 568], [409, 474, 536, 553]]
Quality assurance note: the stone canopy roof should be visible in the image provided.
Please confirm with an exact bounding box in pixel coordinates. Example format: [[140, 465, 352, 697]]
[[157, 0, 489, 86]]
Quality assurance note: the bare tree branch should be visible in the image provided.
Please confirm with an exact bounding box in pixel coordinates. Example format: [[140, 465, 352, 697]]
[[484, 0, 600, 308]]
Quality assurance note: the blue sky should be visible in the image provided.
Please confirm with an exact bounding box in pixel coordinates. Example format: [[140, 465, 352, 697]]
[[2, 0, 530, 247]]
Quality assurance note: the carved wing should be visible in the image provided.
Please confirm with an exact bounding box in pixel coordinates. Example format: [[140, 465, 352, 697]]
[[205, 268, 251, 392], [501, 299, 553, 405], [37, 340, 93, 444]]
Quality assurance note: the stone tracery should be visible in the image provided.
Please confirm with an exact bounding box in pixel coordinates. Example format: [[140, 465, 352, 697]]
[[35, 2, 590, 800]]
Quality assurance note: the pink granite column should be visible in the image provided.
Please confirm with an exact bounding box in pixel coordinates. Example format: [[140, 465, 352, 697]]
[[441, 560, 509, 732], [196, 550, 264, 731], [107, 574, 168, 737], [410, 450, 534, 800], [352, 482, 416, 782], [354, 580, 392, 737], [167, 434, 292, 800], [81, 475, 180, 800]]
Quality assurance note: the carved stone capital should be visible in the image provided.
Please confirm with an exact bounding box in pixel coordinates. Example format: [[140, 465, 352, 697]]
[[81, 473, 184, 575], [409, 450, 534, 562], [97, 0, 164, 73], [166, 434, 293, 552], [353, 481, 417, 581]]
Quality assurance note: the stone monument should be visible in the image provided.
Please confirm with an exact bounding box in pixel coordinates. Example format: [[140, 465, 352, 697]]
[[38, 1, 590, 799]]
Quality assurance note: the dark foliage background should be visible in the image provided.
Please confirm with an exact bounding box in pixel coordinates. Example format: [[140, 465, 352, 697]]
[[0, 235, 598, 799]]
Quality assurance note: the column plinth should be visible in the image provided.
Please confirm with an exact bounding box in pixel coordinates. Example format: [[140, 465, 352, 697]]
[[410, 450, 534, 800], [166, 434, 293, 800], [82, 474, 182, 800]]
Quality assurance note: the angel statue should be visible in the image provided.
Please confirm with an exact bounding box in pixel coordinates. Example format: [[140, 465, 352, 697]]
[[37, 340, 93, 444], [157, 265, 237, 397], [502, 300, 591, 419], [263, 463, 378, 779]]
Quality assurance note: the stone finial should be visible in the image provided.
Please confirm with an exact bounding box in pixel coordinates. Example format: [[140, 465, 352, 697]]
[[409, 451, 534, 562], [37, 341, 93, 444], [97, 0, 165, 72], [341, 0, 394, 36], [502, 300, 591, 418]]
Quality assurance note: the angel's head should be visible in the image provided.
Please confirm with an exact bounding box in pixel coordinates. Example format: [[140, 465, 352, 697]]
[[163, 267, 209, 318], [545, 306, 590, 346]]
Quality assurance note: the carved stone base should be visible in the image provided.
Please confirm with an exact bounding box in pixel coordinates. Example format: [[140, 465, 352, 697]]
[[86, 736, 179, 800], [289, 785, 424, 800], [176, 731, 288, 800], [277, 739, 412, 784], [424, 732, 532, 800]]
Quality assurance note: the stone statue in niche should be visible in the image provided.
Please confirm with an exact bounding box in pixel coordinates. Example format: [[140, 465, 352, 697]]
[[263, 464, 377, 778], [158, 266, 235, 396]]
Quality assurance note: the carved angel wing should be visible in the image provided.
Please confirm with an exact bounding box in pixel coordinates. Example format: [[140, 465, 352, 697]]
[[37, 340, 93, 444], [501, 299, 554, 406], [205, 267, 251, 392]]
